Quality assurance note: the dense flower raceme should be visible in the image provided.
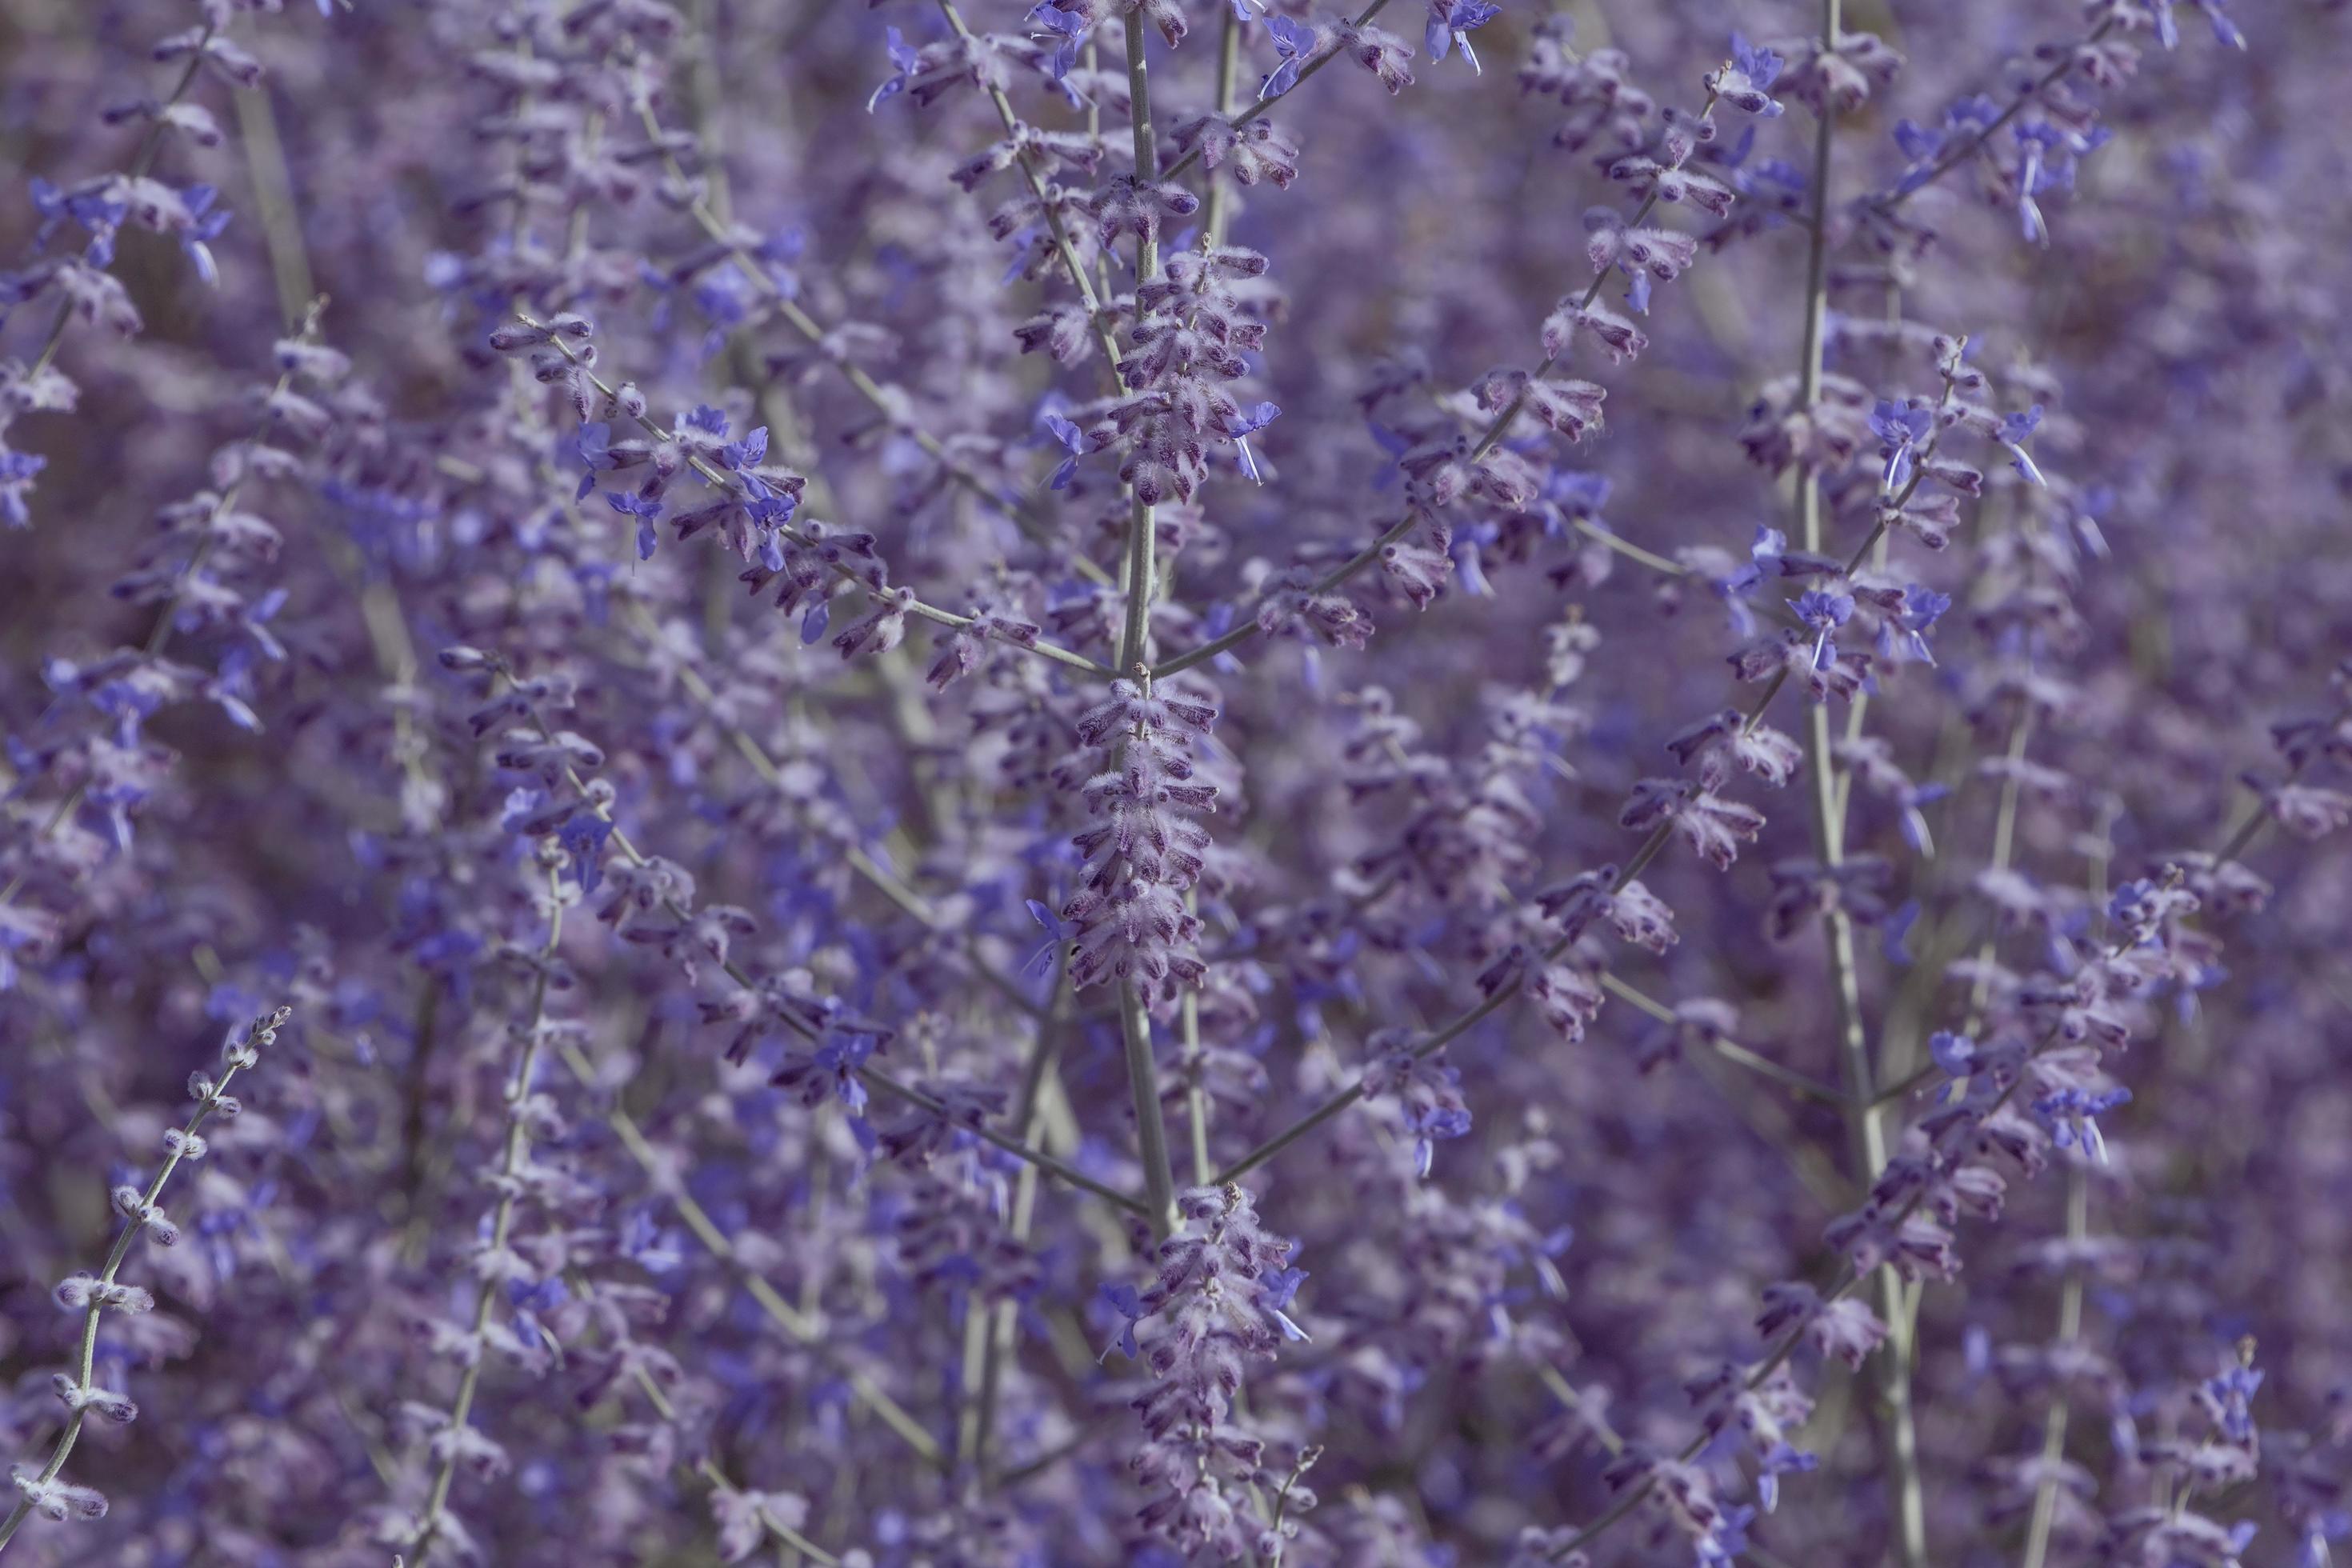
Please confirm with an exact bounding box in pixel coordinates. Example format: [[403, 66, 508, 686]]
[[4, 0, 2351, 1566]]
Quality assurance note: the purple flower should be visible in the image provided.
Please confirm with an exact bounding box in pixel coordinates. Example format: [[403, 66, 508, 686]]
[[1097, 1281, 1146, 1361], [557, 814, 614, 895], [1698, 1502, 1756, 1565], [573, 420, 614, 499], [1257, 1264, 1310, 1341], [1929, 1030, 1978, 1083], [1868, 398, 1932, 491], [1998, 404, 2047, 486], [1882, 899, 1920, 963], [1710, 33, 1784, 117], [1788, 588, 1855, 671], [0, 6, 2337, 1562], [1425, 0, 1502, 73], [2298, 1512, 2350, 1568], [774, 1032, 878, 1120], [1878, 583, 1953, 666], [177, 184, 230, 286], [1222, 400, 1279, 483], [1027, 4, 1088, 81], [719, 423, 770, 484], [2010, 125, 2110, 246], [2205, 1362, 2264, 1442], [2160, 0, 2247, 49], [0, 447, 46, 529], [866, 25, 922, 112], [1403, 1098, 1471, 1176], [1042, 412, 1085, 490], [1756, 1442, 1818, 1512], [606, 489, 664, 559], [1260, 14, 1314, 99], [2032, 1085, 2131, 1162], [1020, 897, 1078, 976]]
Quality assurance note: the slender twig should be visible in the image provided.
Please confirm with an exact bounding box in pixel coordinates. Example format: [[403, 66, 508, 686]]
[[1962, 705, 2038, 1038], [517, 319, 1117, 681], [1882, 697, 2346, 1124], [2018, 1150, 2091, 1568], [1544, 1006, 2093, 1563], [1201, 1, 1243, 246], [1215, 956, 1518, 1186], [0, 1009, 284, 1552], [1101, 8, 1184, 1241], [627, 1363, 853, 1565], [1181, 889, 1216, 1186], [1595, 974, 1845, 1106], [1574, 518, 1690, 578], [995, 1425, 1095, 1489], [933, 0, 1124, 376], [404, 866, 566, 1566], [2202, 700, 2350, 868], [233, 86, 318, 329], [1214, 774, 1839, 1188], [1152, 92, 1719, 682], [1537, 1365, 1625, 1457], [969, 995, 1068, 1486], [1786, 10, 1926, 1556]]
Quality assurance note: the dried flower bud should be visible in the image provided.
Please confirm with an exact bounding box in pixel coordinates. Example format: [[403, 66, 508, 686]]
[[53, 1274, 154, 1315]]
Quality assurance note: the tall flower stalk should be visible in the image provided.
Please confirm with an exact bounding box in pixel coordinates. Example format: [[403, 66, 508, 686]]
[[1, 1008, 285, 1552]]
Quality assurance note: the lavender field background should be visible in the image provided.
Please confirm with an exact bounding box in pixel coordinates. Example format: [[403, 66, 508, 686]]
[[2, 0, 2350, 1563]]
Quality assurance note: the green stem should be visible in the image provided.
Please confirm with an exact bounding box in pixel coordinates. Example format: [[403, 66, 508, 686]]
[[971, 1002, 1066, 1486], [1202, 4, 1242, 245], [1789, 8, 1926, 1559], [1122, 992, 1180, 1237], [629, 1364, 850, 1564], [1110, 8, 1182, 1242], [1962, 705, 2038, 1038], [2018, 1167, 2090, 1568], [406, 868, 566, 1566]]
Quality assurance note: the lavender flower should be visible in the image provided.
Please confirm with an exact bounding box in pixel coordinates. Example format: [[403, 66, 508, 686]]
[[1425, 0, 1502, 74], [0, 4, 2342, 1566]]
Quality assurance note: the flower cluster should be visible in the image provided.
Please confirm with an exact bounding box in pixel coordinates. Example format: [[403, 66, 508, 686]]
[[0, 1, 2344, 1565], [1102, 1184, 1311, 1558]]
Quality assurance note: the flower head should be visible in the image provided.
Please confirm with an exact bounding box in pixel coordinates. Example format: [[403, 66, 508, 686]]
[[1425, 0, 1501, 73], [1028, 3, 1089, 79], [1710, 34, 1784, 116], [1789, 588, 1855, 671], [866, 25, 922, 112], [1998, 404, 2047, 486], [1260, 15, 1315, 98]]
